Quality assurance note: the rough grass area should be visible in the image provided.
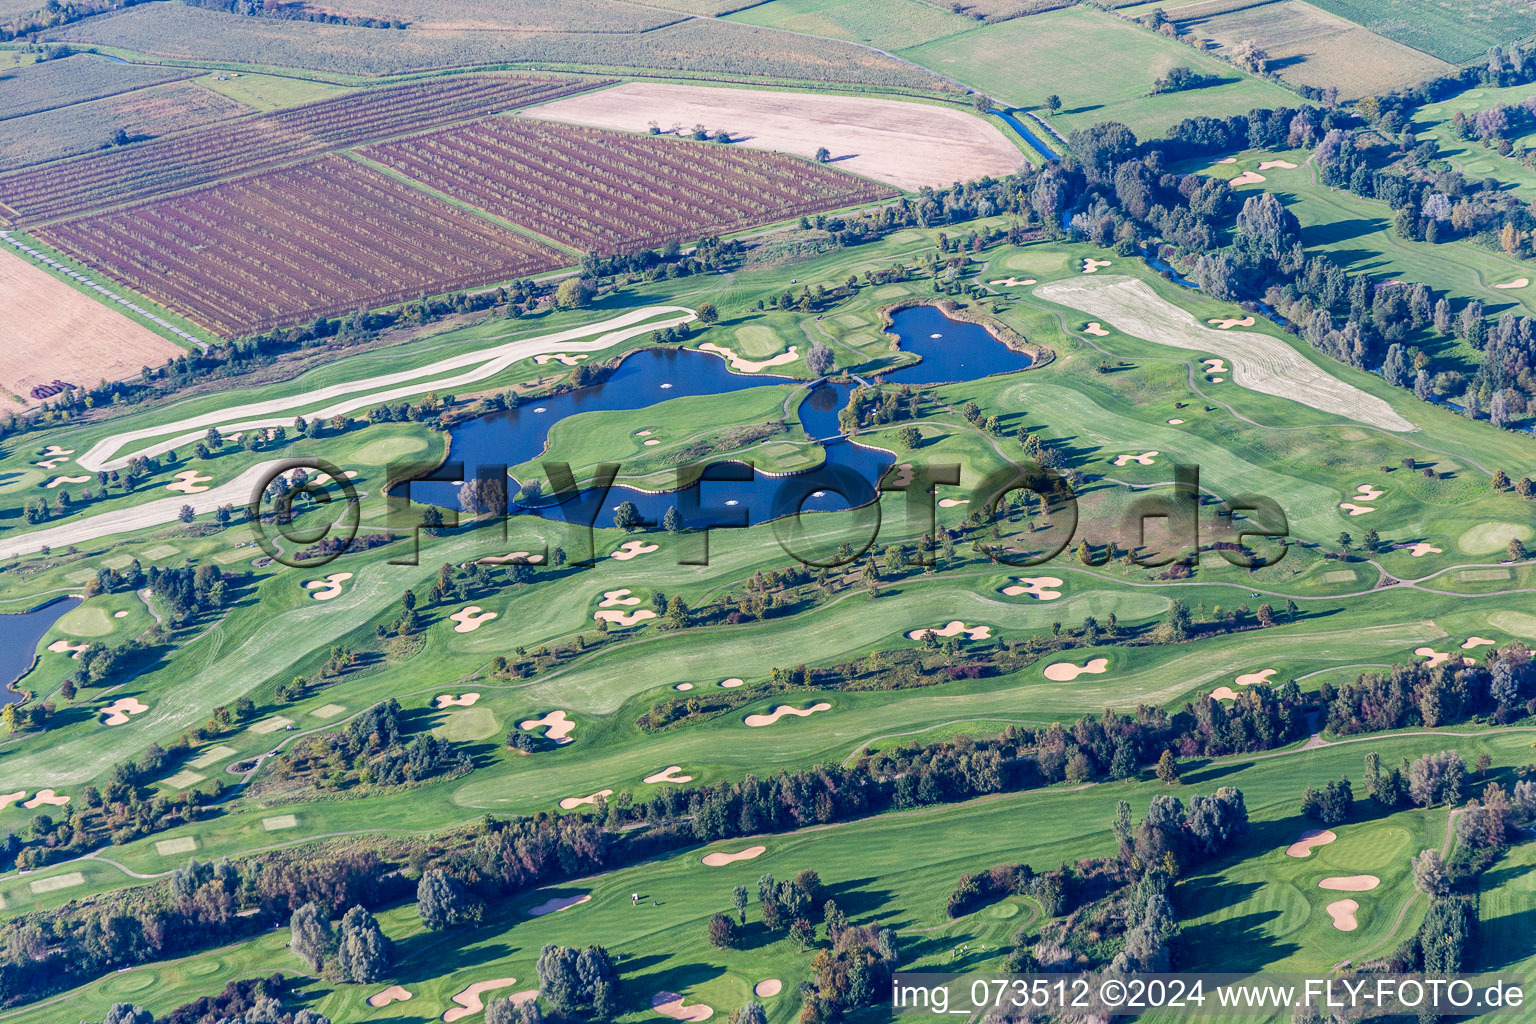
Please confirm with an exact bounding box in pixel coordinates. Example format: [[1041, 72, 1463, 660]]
[[1302, 0, 1536, 66], [725, 0, 977, 50]]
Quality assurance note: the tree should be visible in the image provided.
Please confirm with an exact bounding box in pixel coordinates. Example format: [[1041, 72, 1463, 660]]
[[417, 869, 482, 929], [895, 425, 921, 450], [804, 340, 834, 376], [1155, 750, 1180, 785], [613, 501, 642, 532], [732, 885, 749, 924], [554, 278, 593, 310], [697, 302, 719, 325], [335, 905, 392, 983], [788, 917, 816, 951], [487, 997, 542, 1024], [289, 901, 333, 972], [1412, 849, 1450, 896], [662, 506, 682, 533], [814, 146, 831, 163], [102, 1007, 153, 1024], [727, 1003, 767, 1024], [707, 912, 738, 948], [178, 504, 195, 524], [1045, 94, 1061, 115]]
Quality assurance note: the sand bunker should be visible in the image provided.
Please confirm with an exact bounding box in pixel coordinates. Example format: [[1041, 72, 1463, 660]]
[[1326, 899, 1359, 931], [1036, 276, 1416, 431], [1236, 669, 1276, 686], [1461, 637, 1496, 649], [1286, 829, 1337, 857], [644, 766, 693, 784], [1339, 503, 1375, 516], [754, 980, 783, 999], [449, 606, 498, 632], [1354, 484, 1384, 501], [368, 986, 412, 1008], [1405, 542, 1442, 557], [1203, 358, 1229, 374], [45, 475, 90, 489], [559, 789, 613, 810], [1230, 171, 1266, 186], [1082, 322, 1110, 337], [47, 639, 89, 658], [1003, 576, 1063, 600], [534, 352, 589, 366], [1210, 686, 1240, 700], [478, 551, 544, 565], [595, 608, 656, 627], [612, 541, 658, 561], [644, 439, 660, 446], [600, 589, 642, 607], [674, 682, 694, 691], [436, 693, 481, 708], [1210, 377, 1225, 382], [444, 980, 518, 1022], [652, 993, 713, 1023], [521, 709, 575, 744], [698, 342, 799, 373], [908, 621, 992, 641], [989, 277, 1036, 287], [1416, 647, 1475, 668], [1082, 258, 1112, 274], [1208, 316, 1256, 329], [938, 498, 969, 508], [1257, 160, 1297, 170], [1493, 278, 1529, 290], [1043, 657, 1110, 682], [36, 445, 74, 460], [0, 791, 25, 810], [24, 789, 69, 808], [744, 702, 831, 727], [166, 470, 212, 494], [100, 697, 148, 725], [1112, 451, 1159, 467], [114, 610, 129, 618], [1216, 157, 1237, 165], [702, 845, 767, 866], [1319, 875, 1380, 891], [1167, 418, 1185, 424], [527, 893, 591, 917], [304, 572, 352, 600], [720, 677, 745, 688], [37, 456, 71, 469]]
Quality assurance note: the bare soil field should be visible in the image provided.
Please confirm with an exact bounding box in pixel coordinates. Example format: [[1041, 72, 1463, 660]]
[[1170, 0, 1452, 99], [0, 247, 183, 413], [523, 83, 1022, 191]]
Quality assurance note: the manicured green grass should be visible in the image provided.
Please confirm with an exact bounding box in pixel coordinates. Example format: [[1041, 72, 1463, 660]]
[[1412, 81, 1536, 198]]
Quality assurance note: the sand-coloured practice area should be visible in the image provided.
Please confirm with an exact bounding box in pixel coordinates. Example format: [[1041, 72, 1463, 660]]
[[1112, 451, 1159, 467], [696, 341, 798, 373], [1003, 576, 1063, 600], [559, 789, 613, 810], [304, 572, 352, 600], [443, 979, 518, 1022], [645, 765, 693, 784], [1036, 276, 1416, 431], [521, 709, 575, 744], [522, 82, 1020, 192], [652, 993, 714, 1022], [368, 986, 413, 1008], [527, 893, 591, 916], [449, 606, 498, 632], [1043, 657, 1110, 682], [1236, 669, 1276, 686], [612, 541, 659, 561], [754, 980, 783, 999], [744, 702, 831, 727], [436, 693, 481, 708], [702, 845, 767, 866], [1319, 875, 1379, 891], [166, 470, 212, 494], [100, 696, 149, 725], [1325, 899, 1359, 931], [908, 621, 992, 641], [1082, 322, 1110, 337], [0, 245, 185, 415], [1285, 828, 1336, 857]]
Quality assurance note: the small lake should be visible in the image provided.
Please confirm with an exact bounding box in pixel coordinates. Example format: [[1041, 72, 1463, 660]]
[[1, 596, 81, 703]]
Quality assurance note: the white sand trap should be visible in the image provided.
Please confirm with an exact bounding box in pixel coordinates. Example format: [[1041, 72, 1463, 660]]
[[559, 789, 613, 810], [0, 791, 25, 809], [1043, 657, 1110, 682], [309, 703, 346, 719], [720, 677, 745, 688], [1210, 686, 1240, 700], [645, 765, 693, 784], [165, 470, 212, 494], [534, 352, 589, 366], [652, 993, 713, 1022], [1082, 258, 1112, 274], [47, 639, 89, 658], [1339, 503, 1375, 516], [1405, 542, 1442, 557], [600, 589, 642, 607], [37, 456, 70, 469], [187, 744, 237, 769], [1167, 418, 1185, 424], [1112, 451, 1159, 467], [155, 835, 197, 855], [444, 979, 518, 1022], [436, 693, 481, 708], [478, 551, 544, 565], [612, 541, 659, 561], [907, 621, 992, 641], [595, 608, 656, 627], [1326, 899, 1359, 931], [744, 702, 831, 727], [1210, 376, 1225, 382], [527, 893, 591, 917], [368, 986, 413, 1008], [100, 696, 148, 725], [248, 715, 293, 733], [44, 475, 90, 489], [1319, 875, 1379, 891], [1416, 647, 1474, 668], [24, 789, 69, 807], [1236, 669, 1276, 686], [1354, 484, 1384, 501], [37, 445, 74, 459], [304, 572, 353, 599], [886, 463, 914, 487], [1202, 358, 1229, 373], [697, 341, 799, 373], [644, 439, 660, 445], [1230, 171, 1266, 186], [754, 980, 783, 999], [1216, 157, 1237, 165], [1285, 828, 1336, 857], [1207, 316, 1256, 329], [702, 845, 767, 866], [262, 814, 299, 830], [29, 871, 84, 893], [989, 277, 1036, 286], [675, 682, 694, 691], [521, 709, 575, 744], [938, 498, 969, 507], [1493, 278, 1529, 289], [449, 606, 498, 632], [1461, 637, 1496, 649], [1003, 576, 1063, 600], [1257, 160, 1297, 170], [1036, 277, 1415, 431], [636, 429, 652, 436], [1082, 322, 1110, 336], [113, 610, 129, 618]]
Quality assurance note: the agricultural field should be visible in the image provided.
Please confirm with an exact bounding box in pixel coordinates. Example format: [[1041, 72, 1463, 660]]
[[899, 5, 1299, 139], [0, 53, 194, 121], [724, 0, 978, 51], [194, 71, 356, 112], [290, 0, 686, 32], [1303, 0, 1536, 66], [362, 118, 896, 254], [1166, 0, 1454, 98], [915, 0, 1071, 20]]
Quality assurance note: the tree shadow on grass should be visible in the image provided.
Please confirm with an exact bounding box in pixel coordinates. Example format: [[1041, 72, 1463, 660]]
[[392, 938, 516, 981]]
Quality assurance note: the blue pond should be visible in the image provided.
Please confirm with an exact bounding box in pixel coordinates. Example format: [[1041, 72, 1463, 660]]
[[2, 596, 81, 703], [408, 305, 1032, 528]]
